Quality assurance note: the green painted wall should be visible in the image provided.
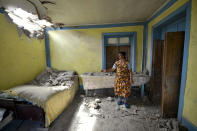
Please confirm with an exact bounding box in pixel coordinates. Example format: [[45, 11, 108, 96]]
[[182, 0, 197, 126], [0, 14, 46, 90], [146, 0, 197, 127], [48, 26, 144, 75]]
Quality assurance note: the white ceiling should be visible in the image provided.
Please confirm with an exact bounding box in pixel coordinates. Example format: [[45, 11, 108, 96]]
[[42, 0, 168, 26], [0, 0, 169, 26], [0, 0, 169, 38]]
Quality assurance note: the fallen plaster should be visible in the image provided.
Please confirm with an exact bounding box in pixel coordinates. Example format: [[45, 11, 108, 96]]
[[49, 95, 180, 131], [0, 0, 54, 39], [81, 96, 179, 131]]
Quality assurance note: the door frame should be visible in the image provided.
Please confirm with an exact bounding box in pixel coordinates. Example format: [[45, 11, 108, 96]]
[[102, 32, 137, 71], [149, 2, 191, 122]]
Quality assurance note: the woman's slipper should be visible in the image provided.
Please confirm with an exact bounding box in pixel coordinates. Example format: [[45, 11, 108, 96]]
[[117, 100, 123, 105], [124, 102, 130, 108]]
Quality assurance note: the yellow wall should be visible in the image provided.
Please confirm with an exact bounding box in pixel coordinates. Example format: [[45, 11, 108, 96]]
[[182, 0, 197, 126], [146, 0, 197, 127], [49, 26, 144, 76], [0, 14, 46, 90]]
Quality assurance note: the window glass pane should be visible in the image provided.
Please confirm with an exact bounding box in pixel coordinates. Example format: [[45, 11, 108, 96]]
[[119, 37, 129, 44], [108, 38, 118, 44]]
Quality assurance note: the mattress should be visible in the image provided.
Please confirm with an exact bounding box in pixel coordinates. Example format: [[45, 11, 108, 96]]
[[4, 76, 78, 127]]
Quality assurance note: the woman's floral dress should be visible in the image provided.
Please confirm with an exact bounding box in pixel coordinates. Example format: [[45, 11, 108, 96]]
[[113, 61, 132, 98]]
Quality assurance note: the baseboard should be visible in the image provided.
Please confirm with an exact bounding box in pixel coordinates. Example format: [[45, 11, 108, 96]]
[[182, 117, 197, 131]]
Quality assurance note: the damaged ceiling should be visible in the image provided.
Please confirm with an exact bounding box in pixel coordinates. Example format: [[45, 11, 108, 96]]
[[0, 0, 168, 38], [42, 0, 168, 26], [0, 0, 53, 38]]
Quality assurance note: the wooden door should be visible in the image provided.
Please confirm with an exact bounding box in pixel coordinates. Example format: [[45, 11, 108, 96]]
[[162, 32, 185, 117], [106, 46, 118, 69], [151, 40, 164, 104], [119, 46, 131, 63], [106, 46, 130, 69]]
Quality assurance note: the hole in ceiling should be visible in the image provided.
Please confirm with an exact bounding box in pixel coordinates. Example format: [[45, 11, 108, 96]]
[[4, 8, 53, 39]]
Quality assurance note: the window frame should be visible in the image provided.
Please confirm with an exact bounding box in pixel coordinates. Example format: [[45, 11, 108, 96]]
[[102, 32, 137, 71]]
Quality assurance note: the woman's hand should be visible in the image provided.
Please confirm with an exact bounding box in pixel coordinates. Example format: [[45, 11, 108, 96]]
[[101, 69, 107, 72]]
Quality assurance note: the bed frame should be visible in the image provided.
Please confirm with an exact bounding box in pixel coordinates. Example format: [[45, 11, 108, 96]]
[[0, 98, 45, 126]]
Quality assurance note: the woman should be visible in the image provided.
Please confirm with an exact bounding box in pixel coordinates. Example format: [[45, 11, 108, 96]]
[[102, 52, 133, 108]]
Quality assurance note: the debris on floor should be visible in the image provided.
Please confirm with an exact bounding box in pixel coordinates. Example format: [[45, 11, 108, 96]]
[[84, 100, 101, 109], [74, 96, 179, 131], [95, 98, 101, 103], [106, 96, 114, 101], [3, 94, 181, 131], [93, 103, 100, 109]]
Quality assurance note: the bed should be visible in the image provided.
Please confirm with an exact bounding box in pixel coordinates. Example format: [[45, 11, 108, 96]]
[[0, 68, 79, 127]]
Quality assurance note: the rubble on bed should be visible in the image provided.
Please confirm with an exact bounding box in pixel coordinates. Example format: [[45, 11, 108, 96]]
[[29, 68, 76, 86]]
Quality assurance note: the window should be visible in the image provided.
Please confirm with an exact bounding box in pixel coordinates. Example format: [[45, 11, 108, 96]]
[[106, 36, 130, 45], [108, 38, 118, 44], [119, 37, 129, 44]]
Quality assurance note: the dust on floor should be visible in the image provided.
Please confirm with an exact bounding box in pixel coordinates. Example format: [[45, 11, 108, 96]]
[[2, 94, 181, 131], [49, 95, 179, 131]]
